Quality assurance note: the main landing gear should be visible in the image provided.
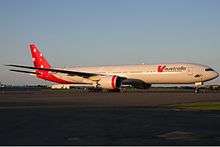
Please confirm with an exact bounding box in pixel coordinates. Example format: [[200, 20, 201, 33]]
[[194, 82, 203, 94]]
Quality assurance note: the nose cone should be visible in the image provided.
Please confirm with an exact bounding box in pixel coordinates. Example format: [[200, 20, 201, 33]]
[[203, 67, 219, 81], [210, 71, 219, 80], [213, 71, 219, 79]]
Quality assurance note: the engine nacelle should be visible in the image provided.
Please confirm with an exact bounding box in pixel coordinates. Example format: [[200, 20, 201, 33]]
[[97, 76, 124, 90]]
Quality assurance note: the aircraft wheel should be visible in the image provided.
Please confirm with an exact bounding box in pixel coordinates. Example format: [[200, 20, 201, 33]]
[[194, 87, 199, 94]]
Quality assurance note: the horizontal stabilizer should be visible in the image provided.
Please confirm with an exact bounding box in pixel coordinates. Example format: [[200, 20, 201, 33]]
[[9, 69, 37, 75]]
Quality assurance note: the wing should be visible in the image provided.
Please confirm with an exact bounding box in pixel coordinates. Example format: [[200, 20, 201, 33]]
[[5, 64, 103, 78]]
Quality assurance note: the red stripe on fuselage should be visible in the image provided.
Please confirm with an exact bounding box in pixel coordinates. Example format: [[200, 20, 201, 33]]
[[37, 71, 73, 84]]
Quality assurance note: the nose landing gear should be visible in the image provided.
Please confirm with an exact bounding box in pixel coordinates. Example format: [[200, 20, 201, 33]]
[[194, 82, 203, 93], [195, 87, 199, 93]]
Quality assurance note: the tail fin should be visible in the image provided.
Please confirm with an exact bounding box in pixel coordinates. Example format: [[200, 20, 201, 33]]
[[29, 43, 51, 69]]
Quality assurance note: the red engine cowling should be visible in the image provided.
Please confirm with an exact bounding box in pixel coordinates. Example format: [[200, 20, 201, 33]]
[[97, 76, 123, 90]]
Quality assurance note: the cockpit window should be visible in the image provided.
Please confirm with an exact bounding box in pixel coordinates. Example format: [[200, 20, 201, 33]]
[[205, 68, 214, 71]]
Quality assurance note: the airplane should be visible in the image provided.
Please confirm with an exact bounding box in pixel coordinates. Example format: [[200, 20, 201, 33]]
[[6, 43, 219, 93]]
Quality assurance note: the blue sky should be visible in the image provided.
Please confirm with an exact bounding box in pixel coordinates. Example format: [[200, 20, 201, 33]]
[[0, 0, 219, 85]]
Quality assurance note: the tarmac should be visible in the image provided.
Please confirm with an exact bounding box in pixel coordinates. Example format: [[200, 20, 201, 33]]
[[0, 89, 220, 145]]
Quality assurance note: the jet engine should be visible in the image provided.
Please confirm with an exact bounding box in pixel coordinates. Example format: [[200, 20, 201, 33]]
[[97, 76, 125, 90]]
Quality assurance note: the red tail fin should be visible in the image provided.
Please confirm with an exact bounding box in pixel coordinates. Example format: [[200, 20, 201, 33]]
[[28, 43, 72, 84], [29, 43, 51, 69]]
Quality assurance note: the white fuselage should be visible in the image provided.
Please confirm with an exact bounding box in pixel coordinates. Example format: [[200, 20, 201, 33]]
[[53, 63, 219, 85], [9, 43, 219, 90]]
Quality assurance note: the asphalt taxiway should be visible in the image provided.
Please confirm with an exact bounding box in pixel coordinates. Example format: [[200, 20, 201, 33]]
[[1, 89, 220, 107], [0, 90, 220, 145]]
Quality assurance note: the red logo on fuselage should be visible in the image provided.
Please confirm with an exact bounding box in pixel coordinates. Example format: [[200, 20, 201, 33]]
[[158, 65, 166, 72]]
